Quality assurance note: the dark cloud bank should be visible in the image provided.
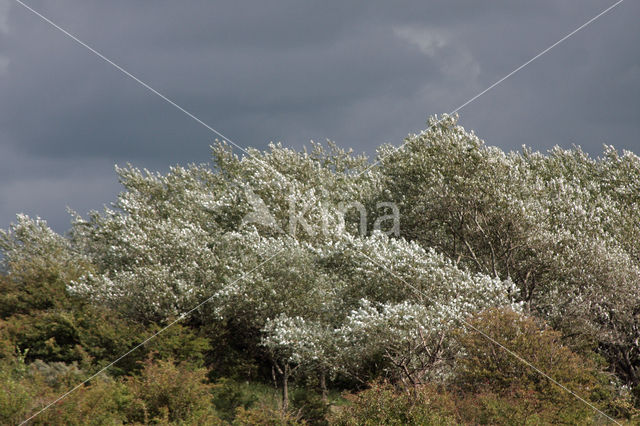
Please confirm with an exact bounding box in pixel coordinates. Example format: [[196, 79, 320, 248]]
[[0, 0, 638, 232]]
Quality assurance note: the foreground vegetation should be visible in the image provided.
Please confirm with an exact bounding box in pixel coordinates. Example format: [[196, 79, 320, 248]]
[[2, 115, 639, 424]]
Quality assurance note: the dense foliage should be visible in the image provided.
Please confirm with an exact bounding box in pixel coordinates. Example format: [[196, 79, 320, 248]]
[[1, 114, 639, 424]]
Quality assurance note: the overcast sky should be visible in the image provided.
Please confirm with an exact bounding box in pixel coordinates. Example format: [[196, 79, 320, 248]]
[[0, 0, 638, 233]]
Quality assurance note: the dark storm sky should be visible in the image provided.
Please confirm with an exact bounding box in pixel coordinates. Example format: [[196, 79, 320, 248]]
[[0, 0, 638, 233]]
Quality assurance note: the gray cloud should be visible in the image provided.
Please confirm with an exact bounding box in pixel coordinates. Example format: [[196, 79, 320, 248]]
[[0, 0, 638, 233]]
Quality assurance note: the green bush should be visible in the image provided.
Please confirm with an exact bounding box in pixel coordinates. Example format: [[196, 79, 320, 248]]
[[33, 378, 131, 426], [233, 403, 305, 425], [145, 323, 211, 368], [1, 351, 130, 426], [332, 309, 634, 425], [0, 272, 71, 317], [124, 356, 219, 424], [453, 308, 620, 424], [0, 349, 37, 425], [331, 381, 458, 425], [1, 306, 147, 374], [212, 378, 260, 422], [291, 388, 329, 425]]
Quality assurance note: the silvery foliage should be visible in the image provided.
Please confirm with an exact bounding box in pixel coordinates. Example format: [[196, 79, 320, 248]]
[[68, 164, 227, 322], [0, 214, 91, 283], [67, 142, 377, 323], [261, 232, 517, 382], [56, 138, 514, 383], [381, 114, 640, 385], [523, 147, 640, 385]]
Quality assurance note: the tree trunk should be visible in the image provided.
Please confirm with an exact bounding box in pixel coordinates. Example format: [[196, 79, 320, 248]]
[[320, 370, 328, 403], [282, 363, 290, 414], [272, 364, 278, 390]]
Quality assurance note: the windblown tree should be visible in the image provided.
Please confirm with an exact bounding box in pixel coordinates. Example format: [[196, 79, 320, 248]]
[[260, 232, 515, 403], [380, 114, 640, 387], [62, 136, 515, 408]]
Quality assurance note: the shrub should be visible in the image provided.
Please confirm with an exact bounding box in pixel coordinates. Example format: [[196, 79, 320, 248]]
[[144, 322, 211, 368], [212, 378, 260, 422], [453, 308, 617, 423], [291, 388, 329, 425], [124, 356, 219, 424], [1, 352, 130, 426], [32, 378, 131, 426], [233, 403, 305, 425], [331, 381, 458, 425], [0, 350, 37, 425]]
